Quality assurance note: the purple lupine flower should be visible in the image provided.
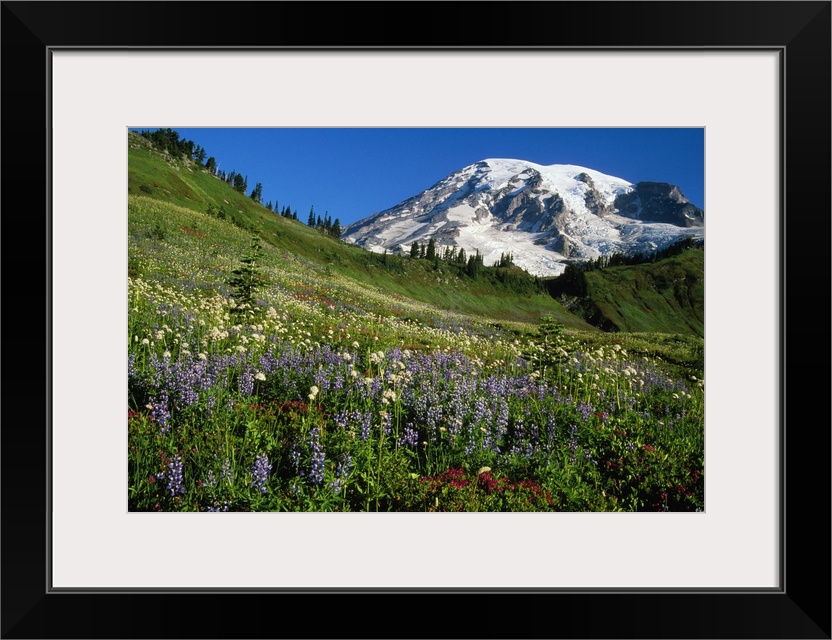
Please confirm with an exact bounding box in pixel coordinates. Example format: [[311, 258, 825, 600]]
[[238, 371, 254, 396], [128, 353, 137, 386], [398, 422, 419, 448], [577, 402, 594, 423], [309, 427, 325, 485], [251, 454, 271, 494], [568, 424, 579, 464], [510, 419, 534, 459], [166, 454, 184, 496], [333, 411, 351, 430], [380, 411, 392, 436], [290, 443, 303, 472], [220, 457, 234, 484], [149, 391, 171, 434], [259, 351, 278, 374], [583, 448, 598, 467], [328, 455, 352, 495], [358, 411, 372, 441]]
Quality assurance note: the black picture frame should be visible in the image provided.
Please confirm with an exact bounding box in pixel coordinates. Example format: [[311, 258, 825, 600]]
[[2, 1, 829, 638]]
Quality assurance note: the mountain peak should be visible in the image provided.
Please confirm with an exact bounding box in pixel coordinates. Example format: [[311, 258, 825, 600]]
[[342, 159, 702, 277]]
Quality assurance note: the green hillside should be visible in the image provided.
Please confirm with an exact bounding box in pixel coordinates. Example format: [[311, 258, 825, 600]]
[[585, 250, 704, 336], [129, 130, 705, 339], [128, 131, 588, 332], [550, 248, 704, 337]]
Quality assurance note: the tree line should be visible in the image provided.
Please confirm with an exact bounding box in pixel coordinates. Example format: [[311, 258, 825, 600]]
[[547, 237, 704, 297], [138, 128, 346, 231], [407, 239, 515, 271], [307, 207, 342, 239]]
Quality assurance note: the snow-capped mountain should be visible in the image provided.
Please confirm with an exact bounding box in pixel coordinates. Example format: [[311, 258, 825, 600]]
[[341, 159, 704, 277]]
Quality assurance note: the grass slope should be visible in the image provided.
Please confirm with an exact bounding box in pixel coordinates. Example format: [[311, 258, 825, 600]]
[[128, 131, 590, 330], [129, 131, 705, 339], [584, 250, 704, 336]]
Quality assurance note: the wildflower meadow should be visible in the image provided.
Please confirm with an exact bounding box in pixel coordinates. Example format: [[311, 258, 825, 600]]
[[127, 192, 705, 512]]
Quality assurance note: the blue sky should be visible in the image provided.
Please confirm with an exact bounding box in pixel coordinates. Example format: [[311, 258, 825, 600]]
[[137, 127, 704, 227]]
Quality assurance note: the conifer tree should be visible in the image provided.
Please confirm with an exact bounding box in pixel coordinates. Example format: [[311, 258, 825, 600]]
[[250, 182, 263, 203], [228, 236, 264, 312]]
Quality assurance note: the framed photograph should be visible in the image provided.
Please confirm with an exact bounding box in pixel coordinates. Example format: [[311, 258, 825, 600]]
[[3, 1, 829, 638]]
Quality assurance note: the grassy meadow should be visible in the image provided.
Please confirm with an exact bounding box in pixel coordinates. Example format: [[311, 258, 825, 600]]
[[127, 132, 705, 512]]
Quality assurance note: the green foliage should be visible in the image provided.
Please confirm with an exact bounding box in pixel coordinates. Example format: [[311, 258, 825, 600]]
[[147, 220, 167, 241], [495, 252, 515, 268], [525, 313, 570, 381], [205, 203, 228, 220], [546, 245, 704, 336], [227, 236, 264, 311], [140, 127, 194, 160]]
